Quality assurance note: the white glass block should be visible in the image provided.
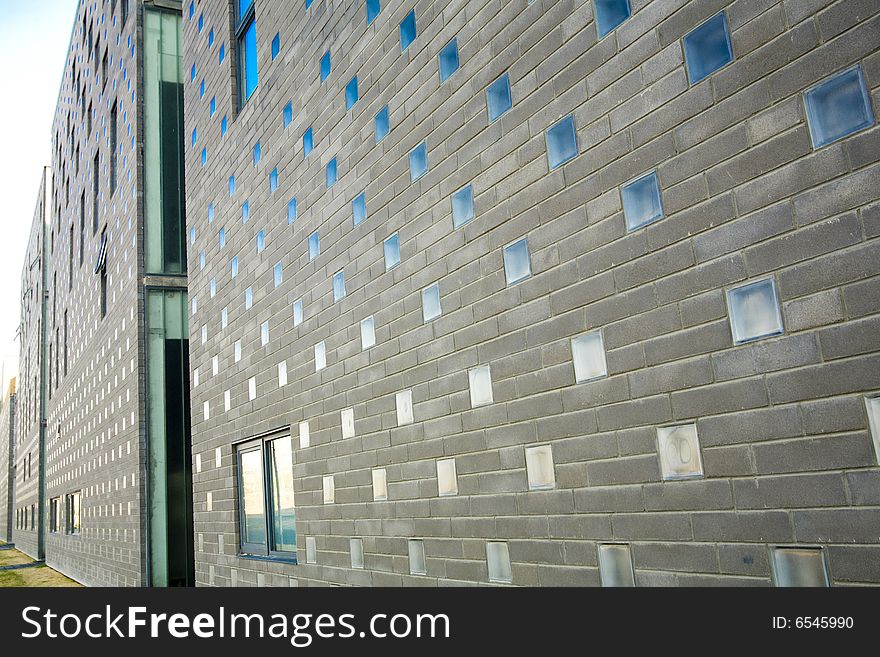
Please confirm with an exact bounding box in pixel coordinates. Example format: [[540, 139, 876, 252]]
[[598, 544, 635, 587], [322, 475, 335, 504], [341, 408, 355, 439], [261, 321, 269, 346], [333, 270, 346, 302], [571, 331, 608, 383], [361, 316, 376, 350], [468, 365, 494, 408], [278, 361, 288, 387], [305, 536, 317, 564], [234, 340, 242, 363], [452, 184, 474, 228], [221, 307, 228, 329], [422, 283, 441, 322], [248, 377, 256, 401], [216, 447, 222, 466], [865, 396, 880, 464], [727, 277, 784, 344], [293, 299, 303, 327], [408, 539, 427, 575], [622, 170, 664, 232], [315, 341, 326, 371], [436, 458, 458, 497], [203, 400, 210, 421], [657, 423, 703, 480], [245, 287, 253, 309], [212, 355, 219, 376], [771, 548, 830, 587], [274, 263, 283, 287], [193, 368, 200, 387], [224, 390, 231, 412], [299, 421, 310, 448], [503, 238, 531, 285], [384, 233, 401, 270], [486, 542, 512, 584], [372, 468, 387, 501], [210, 278, 216, 297], [396, 389, 414, 426], [350, 538, 364, 569], [309, 232, 320, 260], [201, 325, 207, 344], [525, 444, 556, 490], [409, 141, 428, 182]]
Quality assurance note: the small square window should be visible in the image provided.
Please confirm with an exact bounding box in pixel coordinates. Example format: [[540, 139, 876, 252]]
[[315, 341, 327, 371], [209, 29, 215, 47], [545, 114, 578, 170], [201, 149, 207, 166], [865, 395, 880, 464], [191, 128, 198, 147], [242, 200, 250, 223], [273, 262, 283, 287], [436, 458, 458, 496], [439, 38, 459, 83], [271, 32, 280, 60], [208, 203, 215, 223], [657, 423, 704, 480], [372, 467, 387, 501], [399, 10, 416, 51], [346, 77, 359, 110], [305, 536, 316, 563], [270, 168, 279, 193], [342, 407, 355, 439], [221, 307, 228, 329], [375, 106, 389, 143], [219, 228, 226, 249], [221, 116, 228, 135], [283, 101, 293, 128], [303, 127, 314, 156], [396, 389, 414, 426], [771, 547, 830, 587], [210, 279, 217, 298], [804, 64, 874, 148], [326, 157, 338, 188], [683, 11, 734, 85], [260, 321, 269, 346], [361, 316, 376, 349], [468, 365, 493, 408], [384, 233, 401, 270], [598, 544, 635, 587], [278, 361, 288, 386], [234, 340, 242, 362], [322, 475, 335, 504], [203, 400, 210, 420], [320, 50, 331, 82], [293, 299, 303, 327], [256, 230, 265, 253], [299, 421, 310, 448], [199, 252, 205, 269], [727, 277, 784, 344], [503, 238, 531, 286], [248, 376, 257, 400], [219, 44, 226, 64], [409, 142, 428, 182], [422, 283, 441, 322], [594, 0, 631, 38], [333, 270, 346, 302], [288, 197, 297, 224], [353, 192, 367, 226], [350, 539, 364, 569], [525, 444, 556, 490], [366, 0, 381, 24], [571, 331, 608, 383], [224, 390, 231, 411], [200, 79, 205, 98], [486, 542, 512, 584], [210, 97, 216, 117], [308, 232, 320, 260], [231, 256, 239, 278], [622, 170, 664, 232], [408, 539, 427, 575], [245, 287, 253, 309], [452, 184, 474, 228], [487, 73, 512, 122], [253, 141, 261, 165]]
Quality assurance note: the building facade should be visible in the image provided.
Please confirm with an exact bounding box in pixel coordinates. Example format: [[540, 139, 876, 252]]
[[183, 0, 880, 587], [0, 379, 17, 543]]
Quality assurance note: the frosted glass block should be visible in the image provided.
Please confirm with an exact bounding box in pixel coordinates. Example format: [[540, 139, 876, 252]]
[[248, 377, 256, 401], [194, 368, 200, 387], [396, 389, 414, 426], [571, 331, 607, 383], [260, 321, 269, 346], [234, 340, 241, 363], [804, 64, 874, 147], [303, 127, 313, 155], [203, 400, 209, 421], [727, 277, 783, 344], [350, 539, 364, 569], [322, 475, 335, 504], [346, 76, 358, 110], [278, 361, 287, 386], [595, 0, 631, 37], [525, 444, 556, 490], [256, 230, 265, 253], [486, 542, 512, 583], [219, 228, 225, 248], [270, 168, 278, 193], [486, 73, 512, 122], [422, 283, 441, 322], [657, 423, 703, 480], [683, 11, 733, 85], [221, 307, 228, 329], [452, 184, 474, 228], [299, 421, 310, 448], [439, 38, 459, 83], [341, 408, 355, 439], [598, 544, 635, 587], [353, 192, 367, 225], [305, 536, 316, 563], [771, 548, 830, 587], [503, 238, 531, 285], [245, 287, 253, 309], [320, 50, 331, 81], [333, 270, 346, 302], [293, 299, 303, 327], [253, 141, 261, 165], [410, 141, 428, 182], [309, 232, 320, 260], [865, 396, 880, 464], [288, 197, 297, 224], [408, 540, 427, 575], [231, 256, 239, 277], [224, 390, 231, 412], [315, 341, 326, 371], [210, 278, 216, 297], [384, 233, 401, 270], [468, 365, 494, 408], [361, 316, 376, 350], [545, 114, 578, 170], [436, 458, 458, 497], [283, 102, 293, 129], [212, 355, 219, 376], [372, 468, 387, 501], [326, 157, 337, 188], [399, 10, 416, 50], [375, 105, 389, 143], [622, 170, 664, 231], [201, 325, 207, 344], [274, 262, 283, 287]]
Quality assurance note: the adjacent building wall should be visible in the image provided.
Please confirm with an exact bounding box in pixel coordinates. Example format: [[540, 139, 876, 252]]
[[0, 379, 17, 542]]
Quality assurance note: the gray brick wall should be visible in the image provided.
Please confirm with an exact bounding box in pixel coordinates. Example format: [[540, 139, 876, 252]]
[[0, 384, 15, 543]]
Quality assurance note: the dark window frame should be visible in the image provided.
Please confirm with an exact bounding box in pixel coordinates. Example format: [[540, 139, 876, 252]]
[[65, 491, 81, 535], [234, 0, 258, 111]]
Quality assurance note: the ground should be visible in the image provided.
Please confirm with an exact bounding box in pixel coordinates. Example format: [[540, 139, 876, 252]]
[[0, 542, 81, 587]]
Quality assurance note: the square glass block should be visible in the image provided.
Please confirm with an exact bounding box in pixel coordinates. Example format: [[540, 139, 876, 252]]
[[408, 540, 427, 575], [234, 340, 242, 362], [256, 230, 265, 253], [208, 202, 215, 223], [219, 228, 226, 248], [486, 542, 512, 584], [410, 142, 428, 181], [525, 445, 556, 490], [283, 101, 293, 128], [274, 262, 283, 287], [245, 287, 253, 309], [194, 368, 200, 387], [220, 44, 226, 64], [260, 321, 269, 346], [201, 148, 207, 166], [468, 365, 494, 408], [346, 76, 359, 110], [439, 38, 459, 83], [248, 376, 257, 400], [436, 458, 458, 496], [322, 475, 335, 504], [199, 251, 206, 270], [804, 64, 874, 148], [305, 536, 316, 563], [271, 32, 280, 60], [372, 468, 387, 501], [299, 421, 310, 448], [342, 408, 355, 439], [384, 233, 401, 270], [224, 390, 231, 412], [221, 116, 228, 135], [203, 400, 210, 420], [221, 307, 228, 329], [361, 315, 376, 349], [396, 389, 414, 426], [210, 97, 216, 116], [315, 341, 327, 371], [865, 396, 880, 464], [192, 297, 198, 315], [727, 277, 784, 344], [288, 197, 297, 224], [657, 423, 704, 480], [270, 168, 279, 193], [191, 127, 198, 147], [303, 127, 314, 156], [452, 184, 474, 228], [367, 0, 381, 25], [293, 299, 304, 327], [350, 539, 364, 569], [210, 278, 217, 298], [309, 231, 320, 260], [231, 256, 239, 277], [771, 548, 830, 587], [213, 355, 220, 376], [320, 50, 331, 82], [545, 114, 578, 170], [242, 200, 250, 223], [326, 157, 338, 188], [683, 11, 733, 85], [353, 192, 367, 225], [375, 105, 390, 143], [400, 10, 416, 51], [598, 544, 635, 587], [595, 0, 631, 38], [253, 141, 261, 165], [333, 270, 346, 302], [487, 73, 512, 122], [229, 175, 236, 195], [503, 237, 532, 285], [420, 283, 442, 322], [571, 330, 608, 383], [278, 361, 288, 386], [622, 170, 664, 231]]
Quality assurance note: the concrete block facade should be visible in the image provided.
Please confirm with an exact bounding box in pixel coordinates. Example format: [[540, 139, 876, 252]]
[[0, 380, 16, 543]]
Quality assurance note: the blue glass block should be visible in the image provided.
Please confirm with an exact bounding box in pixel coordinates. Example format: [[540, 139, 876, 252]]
[[293, 300, 303, 326], [245, 287, 253, 309], [303, 127, 313, 155], [308, 232, 320, 260], [452, 185, 474, 228], [375, 106, 390, 142], [804, 65, 874, 148], [384, 233, 401, 270], [320, 51, 331, 82], [229, 175, 236, 195], [283, 101, 293, 128], [208, 203, 215, 223], [503, 238, 531, 286], [305, 0, 313, 8], [208, 29, 215, 47], [221, 116, 228, 135], [288, 197, 297, 224], [210, 96, 216, 116], [326, 157, 338, 188], [346, 77, 359, 110], [274, 263, 283, 288], [333, 271, 346, 302], [271, 33, 280, 60], [253, 141, 261, 165], [595, 0, 631, 38], [487, 73, 512, 122], [219, 227, 226, 249], [257, 230, 266, 253], [199, 251, 205, 269], [219, 44, 226, 64], [189, 2, 194, 19], [270, 168, 279, 193], [367, 0, 381, 24], [727, 277, 784, 344], [683, 11, 733, 85], [545, 115, 578, 170], [621, 170, 664, 231], [199, 79, 205, 98], [242, 20, 258, 100], [231, 256, 239, 278], [353, 192, 367, 226], [190, 63, 196, 82], [198, 13, 203, 32], [409, 142, 428, 182], [422, 283, 441, 322], [190, 226, 196, 245], [242, 200, 250, 223], [400, 10, 417, 51], [201, 148, 207, 166], [439, 39, 460, 83], [191, 128, 198, 147]]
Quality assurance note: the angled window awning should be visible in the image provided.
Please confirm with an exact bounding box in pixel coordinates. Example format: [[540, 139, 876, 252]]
[[94, 231, 108, 274]]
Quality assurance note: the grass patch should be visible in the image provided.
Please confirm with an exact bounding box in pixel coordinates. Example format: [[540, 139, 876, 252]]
[[0, 548, 81, 587], [0, 549, 32, 567]]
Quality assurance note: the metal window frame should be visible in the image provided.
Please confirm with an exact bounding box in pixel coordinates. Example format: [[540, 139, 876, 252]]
[[235, 0, 257, 110]]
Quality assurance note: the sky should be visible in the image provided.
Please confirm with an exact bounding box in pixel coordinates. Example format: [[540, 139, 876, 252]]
[[0, 0, 79, 396]]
